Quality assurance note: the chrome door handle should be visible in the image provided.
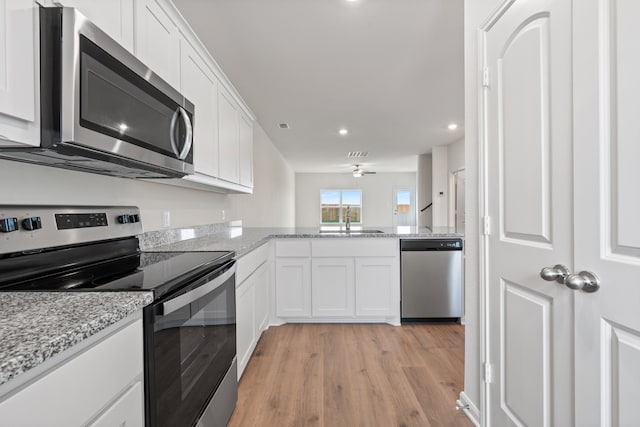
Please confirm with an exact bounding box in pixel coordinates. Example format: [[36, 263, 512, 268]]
[[565, 271, 600, 293], [540, 264, 570, 283], [169, 107, 193, 160]]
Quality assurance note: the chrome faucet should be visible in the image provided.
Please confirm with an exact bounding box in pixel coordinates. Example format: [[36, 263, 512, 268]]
[[345, 206, 351, 232]]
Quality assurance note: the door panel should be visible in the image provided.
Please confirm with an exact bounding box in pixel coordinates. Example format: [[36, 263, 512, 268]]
[[484, 0, 573, 425], [601, 321, 640, 425], [499, 17, 551, 245], [573, 0, 640, 424], [502, 282, 551, 427]]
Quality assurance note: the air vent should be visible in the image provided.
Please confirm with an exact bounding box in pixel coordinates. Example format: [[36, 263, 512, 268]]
[[278, 123, 290, 129], [347, 151, 368, 158]]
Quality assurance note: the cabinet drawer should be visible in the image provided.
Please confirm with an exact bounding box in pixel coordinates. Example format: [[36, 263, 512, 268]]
[[0, 317, 143, 427], [236, 242, 270, 285], [275, 240, 311, 257], [312, 239, 397, 257], [88, 381, 143, 427]]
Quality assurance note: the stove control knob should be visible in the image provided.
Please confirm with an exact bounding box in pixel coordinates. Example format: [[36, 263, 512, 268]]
[[0, 217, 19, 233], [117, 214, 131, 224], [21, 217, 42, 231], [131, 214, 140, 223]]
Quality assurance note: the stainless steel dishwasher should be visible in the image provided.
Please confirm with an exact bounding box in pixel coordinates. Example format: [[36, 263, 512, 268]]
[[401, 239, 463, 321]]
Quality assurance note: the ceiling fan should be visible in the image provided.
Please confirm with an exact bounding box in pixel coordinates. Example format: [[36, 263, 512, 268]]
[[352, 164, 376, 177]]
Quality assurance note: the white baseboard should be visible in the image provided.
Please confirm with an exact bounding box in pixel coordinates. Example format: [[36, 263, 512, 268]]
[[457, 391, 480, 426]]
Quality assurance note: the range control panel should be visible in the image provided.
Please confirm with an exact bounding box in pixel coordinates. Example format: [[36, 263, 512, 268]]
[[0, 206, 142, 255]]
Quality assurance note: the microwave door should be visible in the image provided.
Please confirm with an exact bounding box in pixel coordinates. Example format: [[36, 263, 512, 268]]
[[57, 7, 194, 176]]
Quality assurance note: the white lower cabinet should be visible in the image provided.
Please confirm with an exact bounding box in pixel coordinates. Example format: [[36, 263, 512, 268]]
[[235, 244, 270, 378], [0, 314, 144, 427], [274, 239, 400, 324], [89, 381, 143, 427], [312, 258, 354, 317], [275, 258, 311, 317], [355, 257, 395, 316]]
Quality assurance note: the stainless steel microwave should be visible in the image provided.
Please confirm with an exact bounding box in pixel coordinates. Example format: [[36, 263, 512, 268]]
[[0, 6, 195, 179]]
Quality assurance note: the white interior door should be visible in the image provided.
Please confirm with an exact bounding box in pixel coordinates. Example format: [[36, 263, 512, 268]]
[[392, 187, 415, 227], [483, 0, 573, 425], [573, 0, 640, 424]]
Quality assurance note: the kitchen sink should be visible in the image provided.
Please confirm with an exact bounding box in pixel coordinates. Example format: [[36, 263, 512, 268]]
[[318, 229, 385, 234]]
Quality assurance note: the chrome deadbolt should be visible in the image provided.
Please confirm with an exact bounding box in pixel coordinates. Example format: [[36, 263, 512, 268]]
[[540, 264, 571, 284]]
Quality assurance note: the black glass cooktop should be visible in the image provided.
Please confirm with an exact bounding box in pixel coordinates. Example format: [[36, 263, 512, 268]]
[[0, 238, 234, 300]]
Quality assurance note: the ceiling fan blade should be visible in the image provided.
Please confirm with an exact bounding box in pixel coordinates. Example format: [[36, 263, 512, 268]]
[[363, 171, 376, 175]]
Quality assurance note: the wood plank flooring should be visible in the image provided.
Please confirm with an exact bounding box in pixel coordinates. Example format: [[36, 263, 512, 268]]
[[228, 323, 472, 427]]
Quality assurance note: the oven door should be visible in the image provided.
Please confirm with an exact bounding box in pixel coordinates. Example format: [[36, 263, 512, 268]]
[[145, 261, 236, 427]]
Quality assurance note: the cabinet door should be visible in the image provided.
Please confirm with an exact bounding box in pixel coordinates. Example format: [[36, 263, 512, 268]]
[[134, 0, 180, 89], [88, 381, 143, 427], [0, 0, 39, 147], [59, 0, 134, 53], [253, 262, 269, 335], [355, 257, 395, 316], [275, 258, 311, 317], [180, 39, 219, 178], [218, 86, 240, 183], [238, 112, 253, 188], [236, 274, 256, 377], [312, 258, 355, 317]]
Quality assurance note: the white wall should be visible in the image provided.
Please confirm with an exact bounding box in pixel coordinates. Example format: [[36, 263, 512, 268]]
[[448, 137, 465, 172], [417, 153, 433, 228], [295, 172, 416, 227], [227, 123, 295, 227], [0, 122, 294, 231], [432, 145, 449, 227]]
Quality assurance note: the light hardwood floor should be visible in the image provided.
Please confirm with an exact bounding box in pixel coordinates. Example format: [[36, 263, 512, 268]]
[[228, 323, 472, 427]]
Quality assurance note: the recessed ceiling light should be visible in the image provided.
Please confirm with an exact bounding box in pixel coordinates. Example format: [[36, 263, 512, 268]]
[[339, 128, 348, 136], [448, 123, 458, 130]]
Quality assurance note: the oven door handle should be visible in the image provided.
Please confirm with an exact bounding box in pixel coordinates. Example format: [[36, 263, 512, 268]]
[[161, 264, 235, 315]]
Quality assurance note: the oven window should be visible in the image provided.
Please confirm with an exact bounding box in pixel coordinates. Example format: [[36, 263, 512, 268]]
[[150, 274, 235, 427], [79, 36, 191, 161]]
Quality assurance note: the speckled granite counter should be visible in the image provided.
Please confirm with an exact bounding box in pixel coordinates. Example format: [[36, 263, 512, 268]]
[[140, 225, 462, 257], [0, 292, 153, 387]]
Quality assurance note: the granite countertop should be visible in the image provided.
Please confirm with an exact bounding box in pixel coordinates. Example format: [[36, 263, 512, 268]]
[[140, 225, 463, 257], [0, 292, 153, 387]]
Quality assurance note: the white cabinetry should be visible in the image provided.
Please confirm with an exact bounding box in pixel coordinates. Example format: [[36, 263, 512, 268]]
[[274, 239, 400, 324], [179, 39, 219, 178], [312, 258, 354, 317], [218, 85, 240, 183], [235, 243, 270, 378], [59, 0, 134, 53], [0, 0, 39, 147], [239, 112, 254, 188], [134, 0, 181, 89], [0, 314, 144, 427], [355, 257, 395, 316], [275, 258, 312, 318]]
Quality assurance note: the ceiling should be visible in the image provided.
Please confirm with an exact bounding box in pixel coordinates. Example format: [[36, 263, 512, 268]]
[[172, 0, 464, 173]]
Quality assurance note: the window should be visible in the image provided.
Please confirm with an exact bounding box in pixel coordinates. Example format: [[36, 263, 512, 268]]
[[320, 190, 362, 224]]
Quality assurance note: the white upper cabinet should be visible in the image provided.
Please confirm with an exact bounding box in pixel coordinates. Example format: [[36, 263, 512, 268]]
[[58, 0, 134, 53], [239, 112, 254, 188], [134, 0, 181, 89], [180, 39, 219, 178], [0, 0, 39, 147], [218, 85, 240, 183]]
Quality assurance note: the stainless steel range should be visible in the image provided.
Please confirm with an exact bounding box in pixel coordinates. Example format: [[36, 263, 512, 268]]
[[0, 205, 238, 427]]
